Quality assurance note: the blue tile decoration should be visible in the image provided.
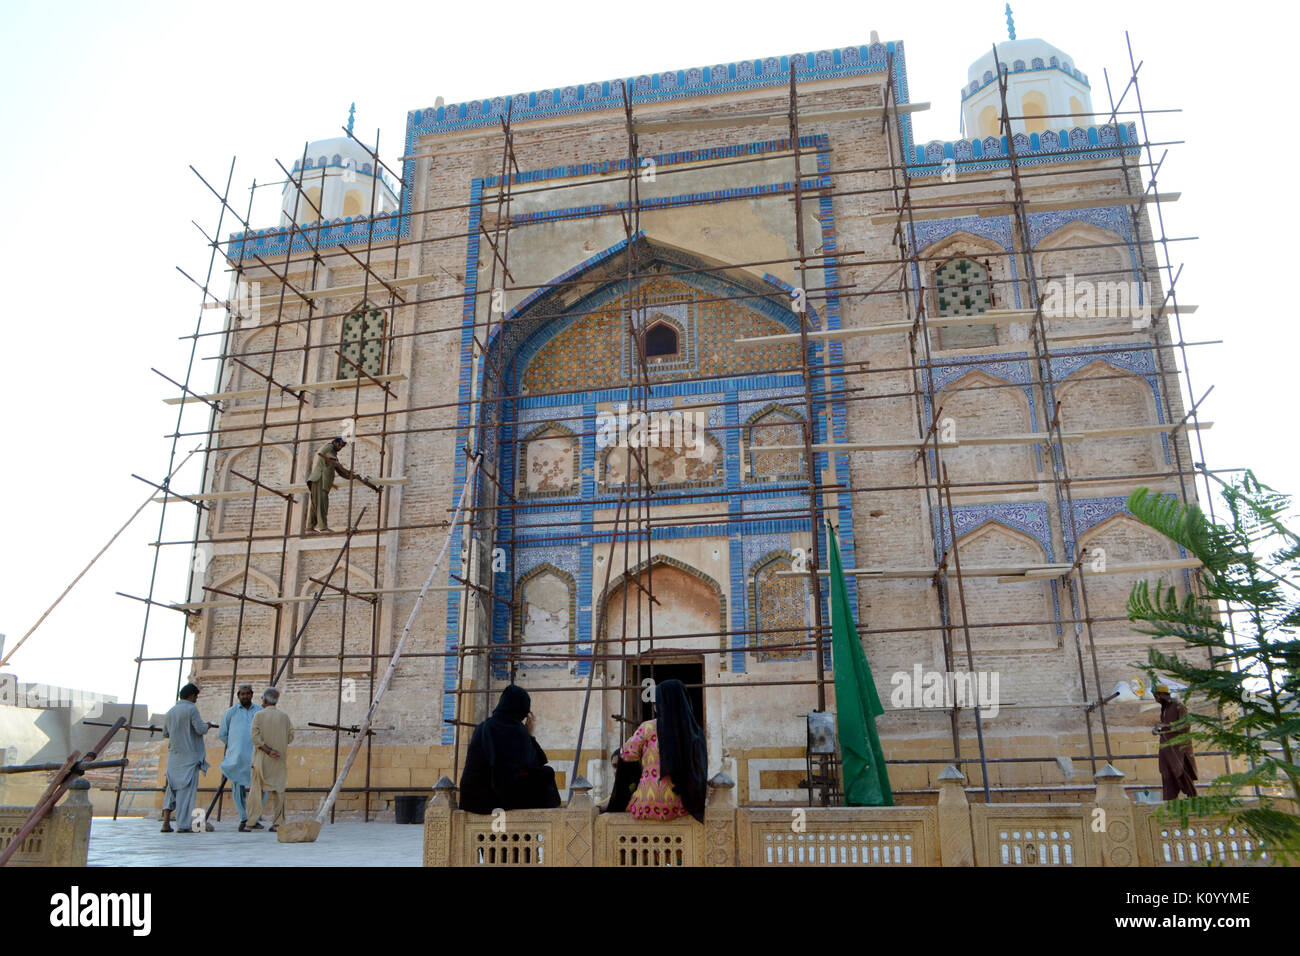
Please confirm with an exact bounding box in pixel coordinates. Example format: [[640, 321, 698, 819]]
[[1064, 496, 1132, 558], [499, 224, 818, 388], [440, 132, 854, 710], [1027, 205, 1133, 247], [934, 500, 1055, 560], [238, 39, 1165, 742], [962, 60, 1089, 102], [1063, 494, 1191, 594], [406, 44, 902, 137], [909, 123, 1139, 178], [749, 548, 814, 663], [1048, 341, 1168, 464], [921, 351, 1042, 472], [911, 214, 1014, 256], [930, 500, 1062, 635]]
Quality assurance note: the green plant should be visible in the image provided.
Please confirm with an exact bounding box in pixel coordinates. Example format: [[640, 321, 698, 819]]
[[1126, 471, 1300, 864]]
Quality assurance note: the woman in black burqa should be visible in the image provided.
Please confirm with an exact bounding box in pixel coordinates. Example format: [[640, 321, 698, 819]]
[[458, 685, 561, 814], [654, 678, 708, 822]]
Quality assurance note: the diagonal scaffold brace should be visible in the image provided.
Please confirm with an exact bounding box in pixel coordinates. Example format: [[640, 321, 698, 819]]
[[203, 504, 371, 825], [0, 717, 127, 866], [284, 452, 483, 842]]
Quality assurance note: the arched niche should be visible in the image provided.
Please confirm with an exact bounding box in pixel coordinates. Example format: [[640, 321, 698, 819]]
[[200, 564, 281, 680], [643, 314, 682, 360], [599, 428, 723, 489], [920, 231, 1008, 349], [296, 434, 383, 533], [744, 403, 806, 482], [216, 442, 294, 536], [597, 557, 725, 661], [978, 105, 999, 138], [293, 557, 378, 675], [935, 369, 1037, 488], [342, 190, 365, 218], [517, 422, 579, 497], [1077, 512, 1185, 644], [943, 521, 1057, 650], [497, 236, 807, 397], [749, 550, 812, 663], [1020, 90, 1048, 134], [325, 433, 383, 480], [512, 563, 576, 671], [1055, 360, 1162, 482], [1035, 221, 1136, 337], [231, 321, 306, 399]]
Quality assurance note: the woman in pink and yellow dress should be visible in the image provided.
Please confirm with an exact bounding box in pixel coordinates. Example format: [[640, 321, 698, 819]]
[[618, 678, 707, 822]]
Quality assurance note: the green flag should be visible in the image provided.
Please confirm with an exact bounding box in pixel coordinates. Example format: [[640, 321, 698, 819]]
[[826, 519, 894, 806]]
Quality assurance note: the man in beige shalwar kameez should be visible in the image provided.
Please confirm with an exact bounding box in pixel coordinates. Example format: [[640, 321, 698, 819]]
[[248, 687, 294, 831]]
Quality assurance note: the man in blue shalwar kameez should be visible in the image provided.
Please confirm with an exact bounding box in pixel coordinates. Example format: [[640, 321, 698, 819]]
[[218, 684, 262, 831]]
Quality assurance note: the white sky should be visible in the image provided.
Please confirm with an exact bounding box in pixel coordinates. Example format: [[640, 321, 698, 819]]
[[0, 0, 1293, 715]]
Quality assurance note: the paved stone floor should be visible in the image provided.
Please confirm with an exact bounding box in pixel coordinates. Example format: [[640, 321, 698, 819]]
[[88, 817, 424, 867]]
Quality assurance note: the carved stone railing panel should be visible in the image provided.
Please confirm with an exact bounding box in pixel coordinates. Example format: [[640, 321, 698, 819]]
[[972, 804, 1092, 866], [0, 797, 92, 867], [594, 814, 704, 867], [736, 807, 939, 866], [1135, 806, 1269, 867], [418, 770, 1291, 867], [452, 809, 558, 866]]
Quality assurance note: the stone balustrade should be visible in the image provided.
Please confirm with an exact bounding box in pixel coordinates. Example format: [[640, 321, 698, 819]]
[[0, 778, 93, 867], [423, 766, 1281, 867]]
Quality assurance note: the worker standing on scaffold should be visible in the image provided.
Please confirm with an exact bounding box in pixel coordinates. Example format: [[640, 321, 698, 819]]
[[307, 436, 359, 534]]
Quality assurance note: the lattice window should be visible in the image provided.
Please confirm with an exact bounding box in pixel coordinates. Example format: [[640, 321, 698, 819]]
[[935, 257, 992, 317], [1156, 824, 1263, 865], [614, 832, 687, 866], [338, 309, 385, 379], [934, 257, 995, 348]]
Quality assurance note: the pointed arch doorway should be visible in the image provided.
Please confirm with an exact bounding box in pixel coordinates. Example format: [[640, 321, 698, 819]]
[[598, 557, 724, 735]]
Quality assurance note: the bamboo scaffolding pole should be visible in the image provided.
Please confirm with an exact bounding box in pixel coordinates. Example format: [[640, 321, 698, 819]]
[[2, 447, 204, 668], [111, 30, 1222, 822], [314, 453, 481, 827]]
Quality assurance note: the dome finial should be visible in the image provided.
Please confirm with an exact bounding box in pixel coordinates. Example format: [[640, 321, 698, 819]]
[[1004, 3, 1016, 40], [347, 102, 356, 136]]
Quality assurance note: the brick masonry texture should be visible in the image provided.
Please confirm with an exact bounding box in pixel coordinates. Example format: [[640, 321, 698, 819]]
[[184, 47, 1212, 808]]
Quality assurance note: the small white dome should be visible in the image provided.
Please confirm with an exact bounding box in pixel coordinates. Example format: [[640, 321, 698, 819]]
[[290, 136, 379, 178], [960, 35, 1094, 139], [281, 134, 399, 226], [966, 38, 1081, 88]]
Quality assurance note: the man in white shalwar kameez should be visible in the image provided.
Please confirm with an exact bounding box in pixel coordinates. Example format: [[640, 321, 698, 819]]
[[162, 683, 211, 833]]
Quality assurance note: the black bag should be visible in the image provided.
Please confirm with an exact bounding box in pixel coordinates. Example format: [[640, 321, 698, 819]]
[[506, 765, 562, 809], [603, 756, 642, 814]]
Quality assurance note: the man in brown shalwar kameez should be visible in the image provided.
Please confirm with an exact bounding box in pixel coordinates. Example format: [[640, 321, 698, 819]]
[[1152, 684, 1197, 800], [248, 687, 295, 831], [306, 437, 358, 534]]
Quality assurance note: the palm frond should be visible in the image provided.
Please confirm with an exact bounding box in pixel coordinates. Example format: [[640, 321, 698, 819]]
[[1127, 487, 1226, 570]]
